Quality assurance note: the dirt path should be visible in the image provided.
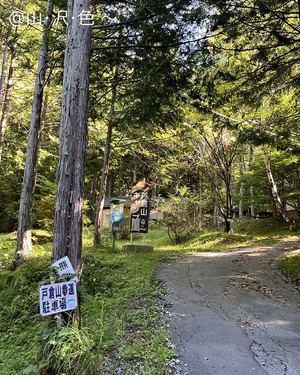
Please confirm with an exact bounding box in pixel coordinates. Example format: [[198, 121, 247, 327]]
[[158, 240, 300, 375]]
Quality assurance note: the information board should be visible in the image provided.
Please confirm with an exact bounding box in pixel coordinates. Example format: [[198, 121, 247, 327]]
[[130, 180, 151, 233], [39, 281, 78, 316]]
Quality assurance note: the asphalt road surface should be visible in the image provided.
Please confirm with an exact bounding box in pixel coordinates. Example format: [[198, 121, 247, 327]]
[[158, 240, 300, 375]]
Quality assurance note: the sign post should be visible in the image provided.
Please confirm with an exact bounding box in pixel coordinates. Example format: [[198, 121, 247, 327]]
[[122, 180, 153, 252], [130, 180, 151, 236], [51, 256, 79, 282], [110, 199, 125, 250], [39, 256, 79, 320], [40, 280, 78, 317]]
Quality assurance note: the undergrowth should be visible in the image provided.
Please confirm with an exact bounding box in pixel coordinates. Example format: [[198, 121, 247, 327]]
[[277, 252, 300, 285], [0, 220, 298, 374]]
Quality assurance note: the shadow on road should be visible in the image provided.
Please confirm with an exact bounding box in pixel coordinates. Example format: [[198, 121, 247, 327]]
[[159, 241, 300, 375]]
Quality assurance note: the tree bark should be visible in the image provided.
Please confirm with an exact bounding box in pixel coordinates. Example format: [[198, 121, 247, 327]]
[[94, 67, 119, 246], [0, 19, 17, 163], [249, 145, 255, 218], [262, 146, 291, 223], [0, 22, 12, 109], [238, 155, 244, 219], [198, 172, 203, 228], [0, 53, 15, 162], [89, 169, 99, 208], [14, 1, 53, 265], [202, 130, 236, 233], [52, 0, 92, 283], [213, 203, 219, 228], [225, 174, 234, 233]]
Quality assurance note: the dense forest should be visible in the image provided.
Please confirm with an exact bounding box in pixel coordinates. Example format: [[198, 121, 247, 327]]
[[1, 1, 300, 374], [0, 0, 299, 255]]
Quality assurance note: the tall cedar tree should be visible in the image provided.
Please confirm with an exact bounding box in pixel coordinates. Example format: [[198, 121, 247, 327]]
[[14, 0, 53, 265], [52, 0, 92, 298]]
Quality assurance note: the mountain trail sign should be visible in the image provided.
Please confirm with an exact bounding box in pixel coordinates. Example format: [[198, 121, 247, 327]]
[[39, 280, 78, 316], [130, 180, 151, 233]]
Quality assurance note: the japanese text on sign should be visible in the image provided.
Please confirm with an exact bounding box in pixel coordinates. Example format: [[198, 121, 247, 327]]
[[40, 281, 78, 316], [130, 180, 151, 233]]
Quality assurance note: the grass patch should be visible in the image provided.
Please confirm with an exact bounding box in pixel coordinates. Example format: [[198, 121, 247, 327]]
[[179, 219, 296, 252], [0, 232, 17, 266], [0, 220, 299, 374], [0, 228, 177, 375], [277, 252, 300, 285]]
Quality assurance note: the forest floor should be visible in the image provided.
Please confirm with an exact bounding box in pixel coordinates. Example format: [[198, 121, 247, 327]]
[[159, 239, 300, 375]]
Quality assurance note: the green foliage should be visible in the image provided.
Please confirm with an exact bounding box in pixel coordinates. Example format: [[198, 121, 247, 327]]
[[1, 2, 300, 371], [0, 232, 16, 266], [1, 0, 299, 244], [0, 162, 23, 232], [0, 223, 299, 374], [80, 253, 125, 296], [0, 257, 50, 332], [33, 176, 56, 231], [182, 218, 296, 252], [277, 253, 300, 285], [0, 229, 178, 375], [161, 188, 201, 244], [0, 251, 51, 375], [42, 325, 98, 375], [207, 1, 300, 94]]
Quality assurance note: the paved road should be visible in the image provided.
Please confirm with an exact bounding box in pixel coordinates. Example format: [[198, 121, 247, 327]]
[[158, 240, 300, 375]]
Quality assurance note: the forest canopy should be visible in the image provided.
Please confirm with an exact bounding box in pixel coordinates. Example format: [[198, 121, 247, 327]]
[[0, 0, 299, 249]]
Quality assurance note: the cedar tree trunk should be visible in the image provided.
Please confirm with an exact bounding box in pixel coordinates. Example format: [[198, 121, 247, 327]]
[[14, 1, 53, 265], [52, 0, 92, 282], [94, 67, 119, 246]]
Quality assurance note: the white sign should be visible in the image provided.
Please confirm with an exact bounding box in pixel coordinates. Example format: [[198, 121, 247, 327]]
[[39, 281, 78, 316], [51, 256, 79, 283]]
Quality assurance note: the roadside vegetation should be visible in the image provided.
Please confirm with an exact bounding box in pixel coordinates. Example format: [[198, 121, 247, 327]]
[[1, 220, 299, 375], [277, 251, 300, 287]]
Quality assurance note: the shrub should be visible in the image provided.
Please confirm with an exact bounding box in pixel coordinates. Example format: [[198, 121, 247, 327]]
[[161, 189, 201, 244]]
